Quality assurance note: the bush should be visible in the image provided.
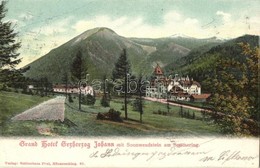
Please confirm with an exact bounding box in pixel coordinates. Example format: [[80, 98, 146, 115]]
[[1, 84, 11, 92], [132, 98, 143, 112], [121, 105, 124, 111], [96, 108, 123, 122], [187, 110, 190, 118], [97, 113, 105, 120], [81, 94, 96, 105], [132, 98, 139, 111], [68, 94, 73, 103], [158, 110, 162, 115], [28, 89, 34, 95], [153, 110, 171, 116]]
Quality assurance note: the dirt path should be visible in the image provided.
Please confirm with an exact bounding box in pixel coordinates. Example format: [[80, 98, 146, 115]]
[[144, 97, 205, 111], [12, 96, 66, 122]]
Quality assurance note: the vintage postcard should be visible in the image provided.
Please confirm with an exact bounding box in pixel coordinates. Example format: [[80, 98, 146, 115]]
[[0, 0, 259, 167]]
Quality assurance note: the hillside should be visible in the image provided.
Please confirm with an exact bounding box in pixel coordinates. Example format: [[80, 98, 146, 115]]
[[24, 28, 149, 82], [170, 34, 259, 92], [24, 27, 221, 83]]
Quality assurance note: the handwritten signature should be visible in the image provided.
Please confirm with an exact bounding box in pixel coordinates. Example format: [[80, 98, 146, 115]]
[[89, 147, 209, 161], [200, 150, 258, 165]]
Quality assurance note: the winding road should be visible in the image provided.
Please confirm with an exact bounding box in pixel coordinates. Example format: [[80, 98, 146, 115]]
[[12, 96, 66, 122]]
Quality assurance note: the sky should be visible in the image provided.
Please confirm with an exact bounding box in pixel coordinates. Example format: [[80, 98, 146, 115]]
[[2, 0, 260, 67]]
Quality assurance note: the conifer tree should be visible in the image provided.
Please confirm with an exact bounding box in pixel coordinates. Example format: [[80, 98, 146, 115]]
[[0, 1, 21, 88], [112, 49, 130, 119], [61, 71, 69, 98], [137, 75, 144, 123], [101, 75, 110, 107], [71, 50, 87, 111], [112, 49, 130, 80]]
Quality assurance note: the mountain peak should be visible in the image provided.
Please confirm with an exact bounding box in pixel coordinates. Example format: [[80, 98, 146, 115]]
[[72, 27, 117, 45], [82, 27, 116, 37], [170, 33, 193, 39], [95, 27, 116, 33]]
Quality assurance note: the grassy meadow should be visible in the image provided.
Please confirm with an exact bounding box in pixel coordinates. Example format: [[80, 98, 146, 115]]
[[0, 91, 52, 136], [62, 96, 220, 137], [0, 91, 221, 137]]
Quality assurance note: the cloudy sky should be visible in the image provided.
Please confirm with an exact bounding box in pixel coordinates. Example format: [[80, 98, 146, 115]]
[[3, 0, 260, 67]]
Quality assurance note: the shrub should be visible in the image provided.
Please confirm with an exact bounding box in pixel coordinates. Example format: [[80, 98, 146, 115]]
[[192, 112, 195, 119], [96, 108, 123, 122], [1, 84, 11, 92], [97, 113, 105, 120], [132, 98, 139, 111], [81, 94, 96, 105], [121, 105, 124, 111], [68, 94, 73, 103], [158, 110, 162, 115], [28, 89, 34, 95], [187, 110, 190, 118]]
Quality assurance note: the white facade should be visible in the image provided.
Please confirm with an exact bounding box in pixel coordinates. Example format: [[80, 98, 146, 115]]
[[146, 84, 167, 99], [146, 75, 201, 101], [170, 78, 201, 95], [81, 86, 94, 96]]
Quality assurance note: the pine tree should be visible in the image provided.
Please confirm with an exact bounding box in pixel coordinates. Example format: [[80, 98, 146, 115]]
[[100, 75, 110, 107], [71, 50, 87, 111], [61, 71, 69, 98], [167, 102, 170, 114], [137, 75, 144, 123], [112, 49, 130, 80], [68, 93, 73, 103], [180, 106, 183, 118], [112, 49, 130, 120], [0, 1, 21, 88]]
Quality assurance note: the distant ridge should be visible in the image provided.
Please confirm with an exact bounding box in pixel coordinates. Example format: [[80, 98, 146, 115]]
[[170, 33, 194, 39], [24, 27, 228, 83]]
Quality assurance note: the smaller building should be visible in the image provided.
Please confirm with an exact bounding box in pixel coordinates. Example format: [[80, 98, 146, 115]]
[[81, 86, 94, 96], [190, 94, 211, 102], [53, 85, 94, 96], [27, 85, 34, 89], [53, 85, 77, 94]]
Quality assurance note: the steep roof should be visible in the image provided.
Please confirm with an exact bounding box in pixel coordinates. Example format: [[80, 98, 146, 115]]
[[154, 63, 164, 75], [191, 94, 211, 99]]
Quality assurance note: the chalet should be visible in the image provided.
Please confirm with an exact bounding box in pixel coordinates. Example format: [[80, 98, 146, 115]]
[[146, 63, 208, 102], [146, 64, 168, 99]]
